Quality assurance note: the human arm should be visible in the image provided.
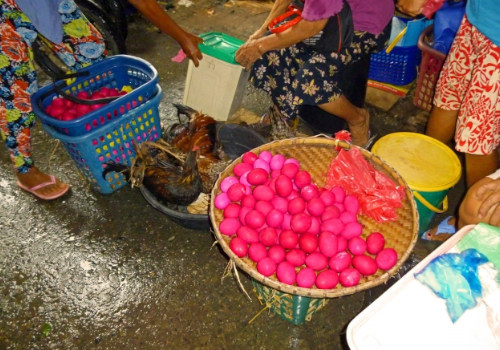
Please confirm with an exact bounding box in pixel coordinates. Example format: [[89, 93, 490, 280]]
[[247, 0, 293, 41], [126, 0, 203, 66], [235, 17, 328, 70], [396, 0, 427, 17]]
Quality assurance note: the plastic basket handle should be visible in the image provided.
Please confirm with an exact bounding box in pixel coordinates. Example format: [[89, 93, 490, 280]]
[[268, 6, 302, 34], [412, 190, 448, 213]]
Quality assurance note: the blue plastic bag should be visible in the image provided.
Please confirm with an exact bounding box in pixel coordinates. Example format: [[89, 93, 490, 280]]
[[414, 248, 489, 323], [433, 1, 466, 54]]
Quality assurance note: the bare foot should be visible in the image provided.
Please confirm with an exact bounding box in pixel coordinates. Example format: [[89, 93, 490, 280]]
[[348, 108, 370, 147], [16, 167, 70, 200]]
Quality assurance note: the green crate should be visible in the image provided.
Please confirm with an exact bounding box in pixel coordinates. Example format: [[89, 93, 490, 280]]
[[252, 280, 328, 325]]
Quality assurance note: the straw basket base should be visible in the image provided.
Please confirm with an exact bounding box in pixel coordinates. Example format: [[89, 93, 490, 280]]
[[252, 280, 329, 325]]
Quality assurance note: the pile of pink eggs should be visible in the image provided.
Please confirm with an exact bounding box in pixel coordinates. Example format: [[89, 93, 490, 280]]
[[214, 150, 398, 289]]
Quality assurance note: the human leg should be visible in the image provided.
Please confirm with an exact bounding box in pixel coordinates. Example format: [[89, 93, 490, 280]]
[[464, 151, 500, 187], [425, 106, 458, 145], [0, 2, 69, 199]]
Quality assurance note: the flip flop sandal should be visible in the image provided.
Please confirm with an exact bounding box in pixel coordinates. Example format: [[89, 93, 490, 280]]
[[17, 175, 70, 200], [422, 215, 456, 241]]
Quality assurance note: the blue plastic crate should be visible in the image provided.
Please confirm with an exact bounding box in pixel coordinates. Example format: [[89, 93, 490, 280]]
[[42, 85, 163, 194], [368, 45, 422, 86], [32, 55, 158, 136]]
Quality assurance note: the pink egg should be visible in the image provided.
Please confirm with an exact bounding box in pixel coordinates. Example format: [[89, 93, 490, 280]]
[[219, 218, 241, 236], [270, 169, 281, 178], [281, 213, 292, 230], [305, 252, 328, 271], [229, 237, 248, 258], [239, 171, 251, 187], [333, 202, 345, 213], [308, 217, 321, 235], [227, 183, 247, 202], [287, 190, 300, 201], [279, 229, 299, 249], [239, 206, 251, 224], [288, 197, 306, 215], [270, 154, 285, 170], [299, 233, 318, 253], [319, 190, 336, 206], [253, 185, 274, 201], [257, 257, 277, 276], [223, 203, 241, 218], [245, 210, 266, 230], [258, 150, 273, 163], [241, 194, 256, 208], [376, 248, 398, 270], [281, 163, 299, 179], [300, 184, 319, 201], [318, 231, 338, 257], [271, 196, 288, 213], [352, 255, 378, 276], [266, 209, 284, 228], [294, 170, 311, 189], [275, 175, 293, 198], [366, 232, 386, 255], [307, 198, 325, 216], [214, 192, 231, 210], [348, 236, 367, 255], [286, 248, 306, 267], [296, 267, 316, 288], [340, 211, 357, 224], [339, 268, 361, 287], [247, 168, 269, 185], [259, 227, 278, 246], [220, 176, 239, 192], [331, 185, 346, 203], [248, 242, 268, 262], [268, 245, 286, 263], [344, 194, 360, 214], [236, 225, 259, 243], [337, 236, 348, 252], [320, 218, 344, 235], [284, 158, 299, 166], [329, 251, 352, 272], [253, 159, 270, 173], [290, 213, 312, 233], [321, 205, 341, 221], [255, 200, 273, 216], [341, 222, 363, 240], [277, 261, 297, 285], [233, 162, 253, 177], [315, 270, 339, 289], [242, 151, 259, 165]]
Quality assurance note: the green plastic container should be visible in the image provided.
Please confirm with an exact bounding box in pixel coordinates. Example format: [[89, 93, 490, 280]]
[[252, 280, 328, 325], [198, 32, 245, 64], [372, 132, 462, 237]]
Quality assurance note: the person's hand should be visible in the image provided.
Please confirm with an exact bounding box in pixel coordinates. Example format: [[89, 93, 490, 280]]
[[178, 32, 204, 67], [476, 178, 500, 227], [235, 40, 264, 71], [396, 0, 427, 17], [248, 27, 267, 42]]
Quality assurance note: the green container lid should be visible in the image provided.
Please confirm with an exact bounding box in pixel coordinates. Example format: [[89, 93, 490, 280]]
[[199, 32, 245, 64]]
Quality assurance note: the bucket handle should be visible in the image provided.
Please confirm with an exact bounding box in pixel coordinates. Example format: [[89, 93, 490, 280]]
[[412, 191, 448, 213]]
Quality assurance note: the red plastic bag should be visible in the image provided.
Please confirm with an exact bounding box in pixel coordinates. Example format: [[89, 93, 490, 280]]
[[422, 0, 446, 19], [325, 148, 406, 223]]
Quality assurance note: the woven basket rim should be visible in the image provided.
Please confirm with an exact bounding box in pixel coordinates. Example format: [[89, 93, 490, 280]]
[[210, 136, 419, 298]]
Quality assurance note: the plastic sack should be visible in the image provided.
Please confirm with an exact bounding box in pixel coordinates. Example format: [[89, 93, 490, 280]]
[[478, 263, 500, 347], [325, 147, 406, 223], [415, 248, 489, 323], [422, 0, 446, 19], [433, 1, 466, 54]]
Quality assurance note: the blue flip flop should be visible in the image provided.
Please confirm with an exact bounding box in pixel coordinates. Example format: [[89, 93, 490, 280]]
[[422, 216, 456, 241]]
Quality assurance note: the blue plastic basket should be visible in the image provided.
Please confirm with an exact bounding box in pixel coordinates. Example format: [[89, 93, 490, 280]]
[[42, 85, 163, 194], [368, 45, 422, 86], [32, 55, 158, 136]]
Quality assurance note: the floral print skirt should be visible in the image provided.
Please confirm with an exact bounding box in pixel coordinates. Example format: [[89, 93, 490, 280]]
[[0, 0, 105, 173], [250, 29, 390, 120]]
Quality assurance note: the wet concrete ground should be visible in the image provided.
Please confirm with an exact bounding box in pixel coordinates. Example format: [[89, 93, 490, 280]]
[[1, 1, 465, 349]]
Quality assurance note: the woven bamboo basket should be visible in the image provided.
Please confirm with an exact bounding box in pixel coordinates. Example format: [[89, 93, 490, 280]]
[[210, 136, 419, 300]]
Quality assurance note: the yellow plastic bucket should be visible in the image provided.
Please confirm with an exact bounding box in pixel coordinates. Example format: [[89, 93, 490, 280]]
[[371, 132, 462, 236]]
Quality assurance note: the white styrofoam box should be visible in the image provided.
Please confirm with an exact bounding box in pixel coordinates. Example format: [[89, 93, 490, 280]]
[[346, 225, 499, 350], [183, 55, 249, 121]]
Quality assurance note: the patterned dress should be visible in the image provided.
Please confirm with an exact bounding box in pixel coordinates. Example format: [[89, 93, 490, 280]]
[[0, 0, 105, 174]]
